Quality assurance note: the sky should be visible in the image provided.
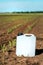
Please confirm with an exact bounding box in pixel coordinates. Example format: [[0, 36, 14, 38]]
[[0, 0, 43, 12]]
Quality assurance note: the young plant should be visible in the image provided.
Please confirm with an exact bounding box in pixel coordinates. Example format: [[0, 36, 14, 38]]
[[1, 39, 16, 52], [1, 44, 7, 53], [9, 39, 16, 47]]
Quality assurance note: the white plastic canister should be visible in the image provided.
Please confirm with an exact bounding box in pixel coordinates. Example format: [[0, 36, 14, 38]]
[[16, 34, 36, 57]]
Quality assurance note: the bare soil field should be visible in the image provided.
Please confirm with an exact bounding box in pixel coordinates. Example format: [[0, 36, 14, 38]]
[[0, 14, 38, 45], [0, 14, 43, 65]]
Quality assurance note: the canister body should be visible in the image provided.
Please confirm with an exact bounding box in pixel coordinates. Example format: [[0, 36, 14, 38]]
[[16, 34, 36, 57]]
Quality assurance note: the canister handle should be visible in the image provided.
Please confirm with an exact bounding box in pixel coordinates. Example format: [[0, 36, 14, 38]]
[[24, 34, 35, 37]]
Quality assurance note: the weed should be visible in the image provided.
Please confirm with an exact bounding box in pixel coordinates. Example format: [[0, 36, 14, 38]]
[[1, 39, 16, 53], [1, 44, 7, 53], [9, 39, 16, 48]]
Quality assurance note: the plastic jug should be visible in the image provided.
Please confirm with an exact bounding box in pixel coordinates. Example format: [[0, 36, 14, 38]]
[[16, 34, 36, 57]]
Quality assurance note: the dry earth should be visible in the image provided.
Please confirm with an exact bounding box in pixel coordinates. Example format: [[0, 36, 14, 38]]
[[0, 15, 43, 65]]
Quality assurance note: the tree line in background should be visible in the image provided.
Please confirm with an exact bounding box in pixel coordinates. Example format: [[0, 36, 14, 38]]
[[12, 11, 43, 13], [0, 11, 43, 14]]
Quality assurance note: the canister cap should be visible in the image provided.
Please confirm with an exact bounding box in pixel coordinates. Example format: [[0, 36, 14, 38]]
[[17, 32, 23, 36]]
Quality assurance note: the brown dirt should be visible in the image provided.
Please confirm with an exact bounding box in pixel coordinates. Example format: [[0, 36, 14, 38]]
[[0, 17, 38, 45], [0, 16, 43, 65], [0, 18, 34, 45]]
